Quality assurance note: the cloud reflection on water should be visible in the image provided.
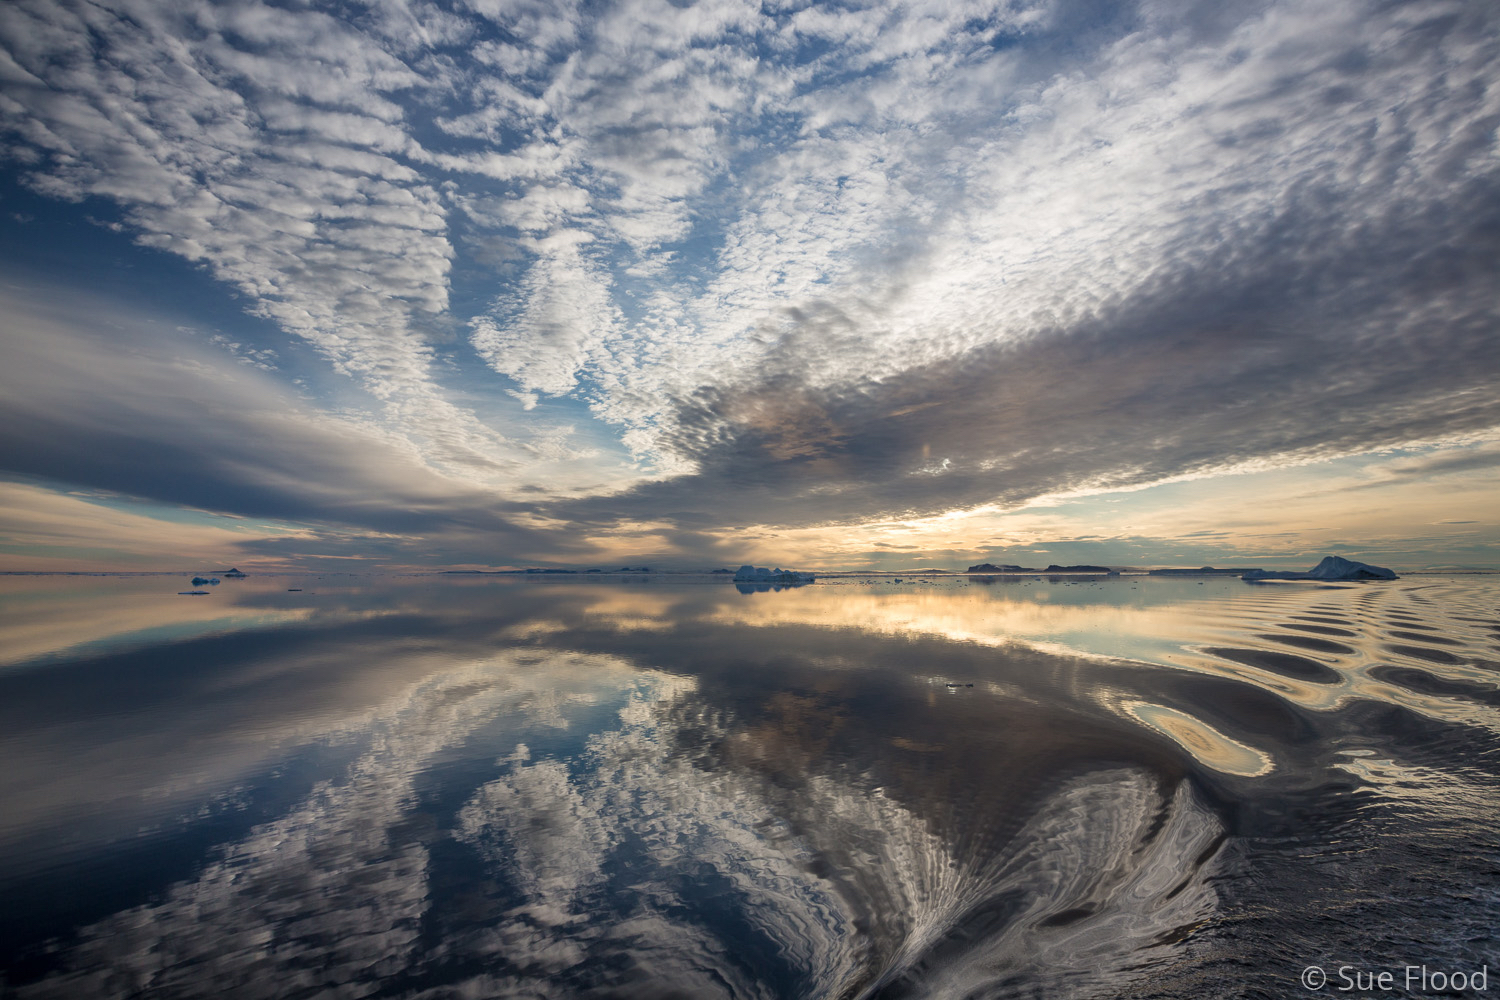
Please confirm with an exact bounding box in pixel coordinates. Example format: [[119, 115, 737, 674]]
[[3, 575, 1497, 997], [19, 651, 1221, 999]]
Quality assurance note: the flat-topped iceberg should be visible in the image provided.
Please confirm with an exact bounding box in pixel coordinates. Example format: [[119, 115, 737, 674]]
[[1243, 556, 1398, 582], [733, 565, 816, 584]]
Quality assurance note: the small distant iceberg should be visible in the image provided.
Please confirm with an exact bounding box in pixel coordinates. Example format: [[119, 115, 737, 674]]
[[222, 568, 247, 578], [177, 590, 210, 596], [191, 577, 220, 586], [733, 565, 816, 584], [1242, 556, 1398, 582]]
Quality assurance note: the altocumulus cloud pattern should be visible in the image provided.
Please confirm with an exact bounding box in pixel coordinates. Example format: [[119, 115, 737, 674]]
[[0, 0, 1497, 556]]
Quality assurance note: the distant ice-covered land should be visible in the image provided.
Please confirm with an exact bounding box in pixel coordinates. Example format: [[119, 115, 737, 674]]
[[1242, 556, 1398, 581], [733, 565, 816, 584]]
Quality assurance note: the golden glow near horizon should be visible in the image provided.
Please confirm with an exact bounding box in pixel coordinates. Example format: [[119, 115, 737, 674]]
[[0, 574, 316, 666], [621, 443, 1500, 573], [0, 481, 315, 573], [3, 438, 1496, 573]]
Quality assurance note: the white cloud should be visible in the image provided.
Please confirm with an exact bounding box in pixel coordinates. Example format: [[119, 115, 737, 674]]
[[2, 0, 1497, 541], [0, 284, 558, 553], [472, 232, 624, 396], [0, 0, 512, 481]]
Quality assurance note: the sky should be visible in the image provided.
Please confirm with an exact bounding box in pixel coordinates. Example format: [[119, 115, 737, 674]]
[[0, 0, 1496, 572]]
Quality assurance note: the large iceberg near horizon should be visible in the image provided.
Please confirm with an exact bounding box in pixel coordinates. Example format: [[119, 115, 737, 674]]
[[1242, 556, 1398, 582], [733, 565, 816, 584]]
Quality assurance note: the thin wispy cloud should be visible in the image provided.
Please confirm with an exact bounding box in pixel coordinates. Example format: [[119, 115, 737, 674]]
[[0, 288, 570, 560], [0, 0, 1496, 567]]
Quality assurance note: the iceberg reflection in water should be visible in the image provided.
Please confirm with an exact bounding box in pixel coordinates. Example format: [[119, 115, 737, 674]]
[[0, 574, 1496, 998]]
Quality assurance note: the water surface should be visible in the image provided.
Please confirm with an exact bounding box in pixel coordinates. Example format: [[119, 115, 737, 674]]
[[1, 573, 1497, 998]]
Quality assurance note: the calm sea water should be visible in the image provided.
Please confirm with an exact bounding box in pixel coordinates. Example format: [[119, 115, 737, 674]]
[[0, 572, 1496, 998]]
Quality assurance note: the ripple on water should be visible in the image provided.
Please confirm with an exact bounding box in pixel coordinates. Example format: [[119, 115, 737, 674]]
[[1279, 622, 1358, 637], [1258, 632, 1355, 655], [1201, 646, 1342, 684], [1368, 666, 1500, 709], [1384, 643, 1462, 665], [1385, 630, 1462, 645], [1292, 614, 1356, 626]]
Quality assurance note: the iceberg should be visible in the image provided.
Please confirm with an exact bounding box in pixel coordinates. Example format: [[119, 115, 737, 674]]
[[1242, 556, 1398, 582], [732, 565, 816, 584]]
